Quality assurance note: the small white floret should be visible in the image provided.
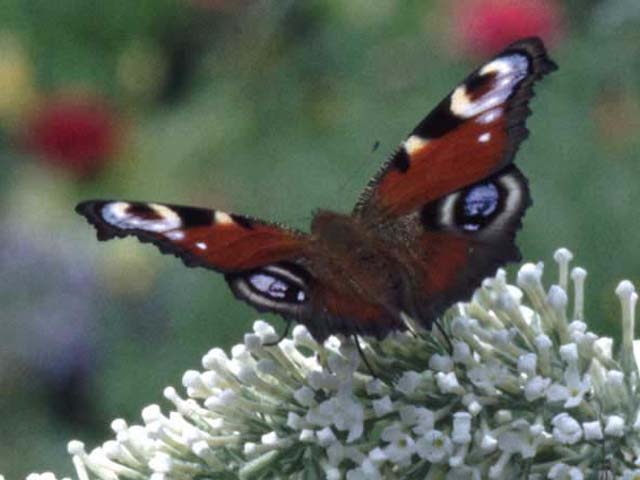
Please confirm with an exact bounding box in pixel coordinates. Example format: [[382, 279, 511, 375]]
[[554, 248, 574, 265], [68, 440, 86, 456], [548, 285, 568, 310], [452, 412, 472, 444], [481, 434, 498, 452], [559, 343, 579, 363], [548, 463, 584, 480], [453, 341, 473, 364], [316, 427, 337, 446], [293, 386, 315, 407], [535, 334, 553, 351], [436, 371, 464, 395], [299, 429, 314, 443], [524, 376, 551, 401], [372, 396, 393, 418], [415, 430, 452, 463], [368, 447, 387, 464], [517, 263, 543, 289], [411, 408, 436, 435], [604, 415, 625, 437], [582, 420, 603, 441], [261, 431, 279, 446], [551, 413, 583, 445], [517, 353, 538, 376], [616, 280, 636, 299], [395, 371, 422, 395], [429, 353, 453, 372]]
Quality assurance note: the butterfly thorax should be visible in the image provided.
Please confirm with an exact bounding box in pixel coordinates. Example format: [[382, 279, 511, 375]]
[[308, 210, 407, 308], [310, 210, 370, 252]]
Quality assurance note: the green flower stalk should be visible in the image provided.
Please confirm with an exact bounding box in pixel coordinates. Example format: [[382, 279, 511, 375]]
[[17, 248, 640, 479]]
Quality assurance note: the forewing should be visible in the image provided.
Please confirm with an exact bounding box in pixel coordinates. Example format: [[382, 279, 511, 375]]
[[355, 37, 555, 219], [77, 199, 324, 326], [76, 200, 307, 272]]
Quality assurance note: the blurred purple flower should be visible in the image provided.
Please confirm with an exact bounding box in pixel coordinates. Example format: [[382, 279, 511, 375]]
[[0, 219, 100, 424]]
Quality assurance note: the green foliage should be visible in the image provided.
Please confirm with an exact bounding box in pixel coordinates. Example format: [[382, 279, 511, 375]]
[[2, 0, 640, 477]]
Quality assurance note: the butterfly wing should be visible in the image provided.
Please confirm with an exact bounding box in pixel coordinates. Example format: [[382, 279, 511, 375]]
[[355, 37, 555, 219], [76, 200, 319, 320], [353, 38, 554, 329], [76, 38, 555, 341], [76, 200, 307, 271], [411, 165, 531, 325], [77, 200, 403, 341]]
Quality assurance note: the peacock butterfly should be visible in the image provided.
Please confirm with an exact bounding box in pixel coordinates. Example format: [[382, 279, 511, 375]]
[[77, 38, 556, 342]]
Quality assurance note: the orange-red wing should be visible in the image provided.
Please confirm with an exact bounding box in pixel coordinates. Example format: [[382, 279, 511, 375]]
[[355, 37, 555, 219], [76, 200, 307, 272], [415, 230, 521, 323]]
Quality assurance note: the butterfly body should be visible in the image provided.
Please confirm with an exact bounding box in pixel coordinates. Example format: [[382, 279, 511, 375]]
[[310, 210, 428, 311], [77, 38, 556, 342]]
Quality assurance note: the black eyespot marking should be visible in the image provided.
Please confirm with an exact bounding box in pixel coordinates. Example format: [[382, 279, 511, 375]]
[[391, 149, 410, 173], [180, 207, 214, 228], [126, 203, 162, 220], [456, 183, 501, 231], [413, 100, 464, 139], [230, 214, 255, 230], [465, 71, 497, 101]]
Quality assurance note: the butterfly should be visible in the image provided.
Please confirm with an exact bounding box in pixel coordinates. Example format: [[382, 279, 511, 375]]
[[77, 37, 556, 343]]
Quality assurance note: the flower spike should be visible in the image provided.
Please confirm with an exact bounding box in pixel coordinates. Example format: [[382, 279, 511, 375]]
[[20, 250, 640, 479]]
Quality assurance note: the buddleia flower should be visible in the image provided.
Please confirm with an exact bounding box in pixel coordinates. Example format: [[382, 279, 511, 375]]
[[20, 248, 640, 479]]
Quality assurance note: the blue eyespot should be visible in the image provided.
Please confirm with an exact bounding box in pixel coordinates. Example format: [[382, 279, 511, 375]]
[[464, 184, 499, 216], [250, 274, 288, 298], [458, 182, 501, 231], [247, 270, 307, 303]]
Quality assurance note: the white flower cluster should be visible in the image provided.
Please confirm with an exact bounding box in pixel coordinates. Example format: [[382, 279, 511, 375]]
[[20, 249, 640, 479]]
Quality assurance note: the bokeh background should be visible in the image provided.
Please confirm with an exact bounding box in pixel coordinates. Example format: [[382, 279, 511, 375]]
[[1, 0, 640, 476]]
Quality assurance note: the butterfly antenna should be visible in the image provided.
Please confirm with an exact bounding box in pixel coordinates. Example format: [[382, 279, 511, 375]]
[[263, 320, 293, 347], [352, 335, 377, 377]]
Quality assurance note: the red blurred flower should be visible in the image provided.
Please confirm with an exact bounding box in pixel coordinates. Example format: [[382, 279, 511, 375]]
[[451, 0, 563, 58], [25, 95, 120, 177]]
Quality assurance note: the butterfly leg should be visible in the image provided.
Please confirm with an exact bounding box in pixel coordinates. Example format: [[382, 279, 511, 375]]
[[433, 318, 453, 355], [352, 335, 377, 377], [263, 320, 293, 347]]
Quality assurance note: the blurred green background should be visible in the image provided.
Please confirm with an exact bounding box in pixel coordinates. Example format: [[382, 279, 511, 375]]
[[1, 0, 640, 476]]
